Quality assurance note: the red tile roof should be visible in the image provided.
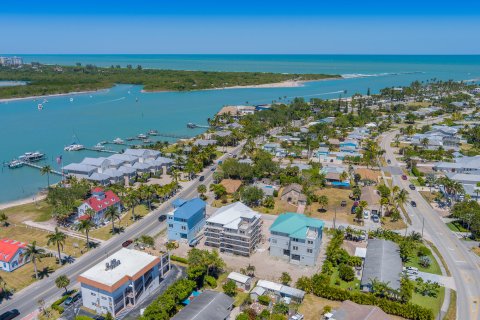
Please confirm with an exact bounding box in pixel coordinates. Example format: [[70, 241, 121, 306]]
[[0, 238, 27, 262], [84, 190, 121, 213], [92, 187, 104, 193], [78, 214, 91, 221]]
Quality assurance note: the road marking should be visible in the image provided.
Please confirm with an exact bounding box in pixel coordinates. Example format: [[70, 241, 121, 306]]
[[455, 260, 466, 263]]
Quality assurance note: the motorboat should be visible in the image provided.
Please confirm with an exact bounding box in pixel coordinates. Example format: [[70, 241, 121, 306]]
[[113, 138, 124, 144], [18, 151, 45, 162], [92, 143, 105, 150], [8, 160, 24, 169], [64, 144, 85, 151], [137, 133, 147, 139], [148, 129, 158, 136]]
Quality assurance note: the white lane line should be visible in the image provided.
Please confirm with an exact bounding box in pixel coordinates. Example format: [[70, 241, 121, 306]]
[[455, 260, 466, 263]]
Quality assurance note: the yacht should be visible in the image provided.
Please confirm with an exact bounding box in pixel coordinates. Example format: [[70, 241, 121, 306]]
[[8, 160, 24, 169], [113, 138, 124, 144], [92, 143, 105, 150], [143, 139, 152, 144], [64, 144, 85, 151], [18, 152, 45, 162], [148, 129, 158, 136], [137, 133, 147, 139]]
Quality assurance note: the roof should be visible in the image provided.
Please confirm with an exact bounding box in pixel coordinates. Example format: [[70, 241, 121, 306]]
[[207, 202, 260, 229], [281, 183, 303, 196], [270, 212, 324, 240], [251, 286, 266, 296], [332, 300, 391, 320], [0, 238, 26, 263], [173, 198, 206, 220], [360, 239, 402, 291], [78, 248, 160, 292], [123, 148, 161, 158], [256, 280, 283, 292], [84, 190, 121, 213], [108, 153, 138, 163], [171, 290, 234, 320], [220, 179, 242, 194], [361, 186, 381, 206], [256, 280, 305, 299], [62, 163, 97, 173], [227, 272, 251, 284], [80, 157, 109, 167], [194, 139, 217, 146]]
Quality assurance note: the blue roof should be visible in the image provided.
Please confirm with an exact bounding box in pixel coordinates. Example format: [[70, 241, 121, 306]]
[[174, 198, 206, 220], [173, 198, 187, 208]]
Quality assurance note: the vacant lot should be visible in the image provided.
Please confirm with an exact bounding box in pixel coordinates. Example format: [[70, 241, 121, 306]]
[[298, 294, 342, 320], [3, 200, 53, 223], [308, 188, 356, 224]]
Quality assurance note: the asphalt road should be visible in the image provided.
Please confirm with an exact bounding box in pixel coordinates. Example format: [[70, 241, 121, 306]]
[[0, 143, 244, 318], [380, 129, 480, 320]]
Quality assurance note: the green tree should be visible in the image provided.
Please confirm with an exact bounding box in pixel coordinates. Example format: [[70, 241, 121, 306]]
[[165, 241, 177, 253], [105, 205, 121, 234], [40, 165, 53, 188], [24, 241, 45, 279], [55, 275, 70, 294], [241, 186, 264, 206], [223, 279, 237, 297], [210, 184, 227, 199], [77, 218, 94, 248], [0, 211, 8, 227], [280, 272, 292, 285], [338, 264, 355, 282], [318, 195, 329, 211], [197, 184, 207, 197], [47, 227, 66, 264]]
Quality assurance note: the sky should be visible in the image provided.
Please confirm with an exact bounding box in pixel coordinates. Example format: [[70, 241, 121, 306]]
[[1, 0, 480, 54]]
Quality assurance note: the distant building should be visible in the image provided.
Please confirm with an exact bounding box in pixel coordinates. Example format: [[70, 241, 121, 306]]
[[0, 238, 28, 272], [78, 248, 170, 317], [269, 213, 324, 266], [77, 188, 122, 225], [280, 184, 306, 206], [0, 56, 23, 66], [205, 202, 262, 256], [167, 198, 206, 243], [411, 125, 460, 150], [171, 290, 234, 320]]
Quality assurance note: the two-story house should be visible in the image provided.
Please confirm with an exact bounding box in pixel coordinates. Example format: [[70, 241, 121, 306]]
[[77, 188, 122, 225], [167, 198, 206, 244], [269, 212, 324, 266]]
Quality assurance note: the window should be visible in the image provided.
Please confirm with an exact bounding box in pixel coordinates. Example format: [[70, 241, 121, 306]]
[[91, 292, 96, 296], [168, 224, 173, 228], [307, 249, 313, 253], [181, 225, 187, 231], [307, 240, 313, 245], [271, 239, 277, 244], [101, 296, 107, 300], [293, 246, 298, 250]]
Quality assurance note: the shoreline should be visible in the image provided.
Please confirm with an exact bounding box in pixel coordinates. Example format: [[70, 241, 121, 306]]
[[0, 88, 109, 103], [0, 193, 47, 210]]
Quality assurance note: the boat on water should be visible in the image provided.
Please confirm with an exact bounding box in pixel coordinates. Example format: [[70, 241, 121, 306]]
[[18, 151, 45, 162], [113, 138, 124, 144], [142, 139, 152, 144], [187, 123, 197, 128], [138, 133, 147, 139], [8, 160, 24, 169], [92, 143, 105, 150], [99, 141, 108, 145], [37, 103, 43, 111], [126, 137, 136, 141], [148, 129, 158, 136], [64, 144, 85, 151]]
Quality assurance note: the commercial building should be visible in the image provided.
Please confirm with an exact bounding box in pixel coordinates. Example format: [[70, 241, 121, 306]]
[[0, 238, 28, 272], [78, 248, 170, 317], [171, 290, 234, 320], [205, 202, 262, 256], [167, 198, 206, 244], [269, 213, 324, 266]]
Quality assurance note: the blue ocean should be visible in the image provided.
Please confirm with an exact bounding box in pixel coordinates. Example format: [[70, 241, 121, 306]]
[[0, 55, 479, 203]]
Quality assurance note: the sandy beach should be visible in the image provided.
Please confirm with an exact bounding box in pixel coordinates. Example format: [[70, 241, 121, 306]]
[[0, 88, 109, 103], [0, 193, 46, 210]]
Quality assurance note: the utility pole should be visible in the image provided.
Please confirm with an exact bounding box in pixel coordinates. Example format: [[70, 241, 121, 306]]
[[333, 208, 337, 230]]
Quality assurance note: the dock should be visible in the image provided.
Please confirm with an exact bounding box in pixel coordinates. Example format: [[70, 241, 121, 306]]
[[22, 161, 63, 175], [83, 148, 119, 154]]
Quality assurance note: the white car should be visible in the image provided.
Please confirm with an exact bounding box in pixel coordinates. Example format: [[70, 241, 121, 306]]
[[363, 210, 370, 219]]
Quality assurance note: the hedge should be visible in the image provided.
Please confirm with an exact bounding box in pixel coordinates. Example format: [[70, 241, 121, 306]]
[[170, 255, 188, 264], [51, 289, 77, 314], [205, 275, 217, 288]]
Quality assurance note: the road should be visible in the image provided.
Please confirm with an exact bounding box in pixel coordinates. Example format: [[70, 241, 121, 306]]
[[380, 129, 480, 320], [0, 142, 244, 318]]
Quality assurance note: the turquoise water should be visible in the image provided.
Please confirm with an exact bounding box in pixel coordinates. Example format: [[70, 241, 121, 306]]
[[0, 55, 479, 203]]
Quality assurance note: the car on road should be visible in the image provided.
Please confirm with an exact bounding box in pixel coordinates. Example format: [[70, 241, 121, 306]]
[[64, 293, 82, 306], [401, 175, 408, 180], [371, 215, 380, 223], [199, 175, 205, 182], [122, 239, 133, 248], [228, 152, 233, 156], [0, 310, 20, 320], [411, 201, 417, 207], [158, 215, 167, 222], [211, 166, 216, 171], [387, 159, 391, 164], [409, 184, 416, 190]]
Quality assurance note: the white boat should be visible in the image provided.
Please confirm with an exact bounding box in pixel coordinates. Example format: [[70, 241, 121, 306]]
[[37, 103, 43, 110], [69, 98, 74, 102], [8, 160, 24, 169], [113, 138, 124, 144], [92, 143, 105, 150], [64, 144, 85, 151], [19, 151, 45, 162], [137, 133, 147, 139], [148, 129, 158, 136]]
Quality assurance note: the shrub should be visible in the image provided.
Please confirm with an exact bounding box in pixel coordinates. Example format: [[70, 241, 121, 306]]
[[417, 246, 431, 257], [338, 264, 355, 282], [75, 316, 94, 320], [272, 302, 289, 315], [419, 256, 432, 268], [323, 305, 332, 314], [223, 280, 237, 297], [236, 314, 249, 320], [258, 295, 270, 306], [205, 275, 217, 288], [170, 255, 188, 264]]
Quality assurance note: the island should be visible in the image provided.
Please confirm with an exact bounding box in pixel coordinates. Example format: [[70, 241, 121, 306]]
[[0, 63, 340, 99]]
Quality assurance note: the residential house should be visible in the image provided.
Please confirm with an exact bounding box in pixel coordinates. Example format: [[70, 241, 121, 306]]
[[253, 182, 278, 197], [171, 290, 234, 320], [339, 140, 359, 153], [205, 202, 262, 257], [322, 165, 349, 187], [0, 238, 29, 272], [194, 139, 217, 147], [77, 188, 122, 225], [434, 155, 480, 174], [269, 213, 324, 266], [325, 300, 392, 320], [361, 186, 381, 216], [360, 239, 402, 292], [251, 280, 305, 303], [167, 198, 206, 244], [280, 184, 306, 206], [78, 248, 170, 317], [227, 272, 252, 291], [411, 125, 460, 150]]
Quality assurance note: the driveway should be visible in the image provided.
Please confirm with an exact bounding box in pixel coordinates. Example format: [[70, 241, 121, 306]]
[[408, 271, 457, 290]]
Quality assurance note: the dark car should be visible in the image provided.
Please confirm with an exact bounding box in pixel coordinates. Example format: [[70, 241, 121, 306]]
[[211, 166, 216, 171], [64, 293, 82, 306], [0, 310, 20, 320], [401, 175, 408, 180], [340, 200, 347, 207], [158, 215, 167, 222], [387, 159, 391, 164], [122, 239, 133, 248], [199, 175, 205, 182], [411, 201, 417, 207], [409, 184, 416, 190]]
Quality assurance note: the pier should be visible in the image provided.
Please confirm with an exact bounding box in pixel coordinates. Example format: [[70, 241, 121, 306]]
[[22, 161, 63, 175], [83, 147, 119, 154], [187, 122, 210, 129]]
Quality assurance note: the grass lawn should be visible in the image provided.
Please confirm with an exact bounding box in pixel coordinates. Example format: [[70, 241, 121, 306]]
[[0, 256, 61, 292], [233, 291, 249, 307], [298, 294, 342, 320], [419, 191, 437, 203], [446, 221, 468, 233], [381, 216, 407, 230], [3, 200, 53, 223], [405, 253, 442, 275], [0, 225, 85, 257], [329, 268, 361, 292], [306, 188, 357, 225], [471, 246, 480, 257], [412, 286, 445, 318], [444, 290, 456, 320], [254, 198, 298, 215], [89, 205, 148, 240]]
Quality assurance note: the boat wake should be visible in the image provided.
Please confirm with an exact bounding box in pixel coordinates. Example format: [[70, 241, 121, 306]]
[[341, 71, 425, 79], [94, 96, 126, 105]]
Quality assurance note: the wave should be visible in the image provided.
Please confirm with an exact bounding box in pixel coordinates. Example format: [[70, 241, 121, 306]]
[[341, 71, 425, 79]]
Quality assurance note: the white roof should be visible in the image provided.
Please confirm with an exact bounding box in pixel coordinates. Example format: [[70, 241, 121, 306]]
[[256, 280, 283, 292], [63, 163, 97, 173], [80, 157, 109, 167], [108, 153, 138, 163], [227, 272, 251, 284], [79, 248, 158, 287], [355, 247, 367, 258], [207, 202, 260, 229], [251, 286, 266, 296]]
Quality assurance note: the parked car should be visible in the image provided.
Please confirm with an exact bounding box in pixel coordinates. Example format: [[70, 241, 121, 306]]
[[340, 200, 347, 207], [210, 166, 216, 171], [387, 159, 391, 164], [122, 239, 133, 248], [363, 210, 370, 219], [64, 293, 82, 306], [411, 201, 417, 207], [189, 236, 202, 247], [409, 184, 416, 190], [401, 175, 408, 180], [0, 310, 20, 320], [199, 175, 205, 182], [371, 215, 380, 223]]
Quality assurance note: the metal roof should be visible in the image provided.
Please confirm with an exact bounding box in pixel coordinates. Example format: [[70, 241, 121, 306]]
[[269, 212, 324, 240], [227, 272, 251, 284], [174, 198, 206, 220], [171, 290, 233, 320]]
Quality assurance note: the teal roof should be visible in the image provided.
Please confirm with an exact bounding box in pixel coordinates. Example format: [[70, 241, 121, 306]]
[[269, 212, 324, 239]]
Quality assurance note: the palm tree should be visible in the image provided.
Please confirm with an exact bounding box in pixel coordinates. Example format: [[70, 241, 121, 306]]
[[77, 218, 94, 248], [197, 184, 207, 197], [476, 182, 480, 201], [40, 165, 53, 188], [24, 241, 45, 279], [105, 206, 121, 234], [165, 241, 177, 253], [395, 189, 409, 209], [0, 211, 8, 227], [47, 227, 66, 264], [55, 275, 70, 294]]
